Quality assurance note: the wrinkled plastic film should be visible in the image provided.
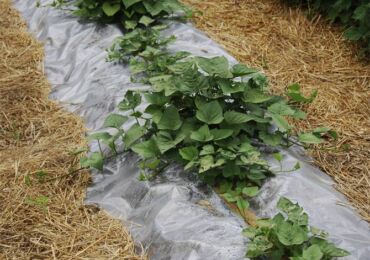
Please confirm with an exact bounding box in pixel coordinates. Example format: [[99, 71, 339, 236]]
[[14, 1, 370, 260]]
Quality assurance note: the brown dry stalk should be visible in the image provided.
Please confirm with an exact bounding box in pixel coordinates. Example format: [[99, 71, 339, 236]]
[[0, 1, 146, 259], [182, 0, 370, 221]]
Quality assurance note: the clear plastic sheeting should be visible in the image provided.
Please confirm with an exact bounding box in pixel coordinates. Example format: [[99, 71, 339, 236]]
[[13, 1, 370, 259]]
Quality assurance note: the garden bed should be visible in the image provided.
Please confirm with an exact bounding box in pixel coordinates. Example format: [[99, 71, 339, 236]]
[[11, 0, 370, 259]]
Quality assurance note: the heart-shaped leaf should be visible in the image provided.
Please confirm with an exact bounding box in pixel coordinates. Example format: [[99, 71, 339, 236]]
[[123, 123, 145, 147], [190, 125, 214, 142], [80, 152, 104, 171], [195, 56, 233, 78], [102, 2, 121, 16], [157, 106, 182, 130], [103, 114, 128, 128], [196, 100, 223, 125], [179, 146, 199, 161]]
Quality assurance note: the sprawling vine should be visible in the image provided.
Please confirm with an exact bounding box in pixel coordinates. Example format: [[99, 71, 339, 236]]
[[87, 27, 336, 212]]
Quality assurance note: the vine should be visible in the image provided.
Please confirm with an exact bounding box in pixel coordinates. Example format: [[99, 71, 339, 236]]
[[87, 27, 336, 213]]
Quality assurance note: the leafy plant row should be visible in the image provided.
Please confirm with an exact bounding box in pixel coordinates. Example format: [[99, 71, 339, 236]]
[[47, 1, 349, 258], [285, 0, 370, 56], [84, 27, 344, 259]]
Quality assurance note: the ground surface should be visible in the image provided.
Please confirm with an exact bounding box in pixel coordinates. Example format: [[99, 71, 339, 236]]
[[0, 1, 146, 258], [182, 0, 370, 221]]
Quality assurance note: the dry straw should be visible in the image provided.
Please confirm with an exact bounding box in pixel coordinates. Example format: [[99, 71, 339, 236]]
[[182, 0, 370, 221], [0, 1, 146, 258]]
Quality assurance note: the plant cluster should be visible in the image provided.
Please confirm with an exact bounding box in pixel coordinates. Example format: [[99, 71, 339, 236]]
[[286, 0, 370, 56], [84, 27, 336, 213], [48, 0, 190, 30], [244, 197, 350, 259]]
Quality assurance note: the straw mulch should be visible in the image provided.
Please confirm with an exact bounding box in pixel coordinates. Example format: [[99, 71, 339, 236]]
[[182, 0, 370, 221], [0, 1, 146, 258]]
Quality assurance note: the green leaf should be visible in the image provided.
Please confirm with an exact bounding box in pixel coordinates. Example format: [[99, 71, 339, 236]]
[[139, 15, 155, 26], [122, 0, 142, 8], [273, 152, 283, 162], [310, 238, 350, 257], [223, 192, 237, 202], [131, 138, 159, 159], [313, 127, 338, 139], [276, 222, 308, 246], [190, 125, 214, 142], [125, 20, 138, 30], [102, 2, 121, 16], [145, 104, 163, 124], [277, 197, 309, 226], [102, 132, 120, 153], [195, 56, 233, 78], [168, 61, 195, 74], [277, 197, 299, 213], [302, 245, 323, 260], [199, 155, 214, 173], [293, 110, 307, 119], [231, 64, 258, 77], [313, 127, 331, 133], [143, 0, 166, 16], [199, 155, 225, 173], [268, 102, 296, 116], [129, 58, 146, 74], [199, 144, 215, 155], [251, 73, 268, 88], [103, 114, 128, 128], [224, 110, 265, 124], [144, 92, 169, 106], [219, 80, 245, 94], [196, 100, 224, 124], [123, 123, 145, 147], [140, 46, 161, 58], [294, 162, 301, 170], [154, 131, 184, 154], [243, 89, 273, 103], [157, 106, 182, 130], [236, 197, 249, 211], [259, 131, 282, 146], [242, 227, 258, 238], [222, 161, 240, 177], [149, 75, 175, 95], [179, 146, 199, 161], [298, 133, 323, 144], [80, 152, 104, 171], [242, 186, 259, 197], [270, 113, 292, 132], [246, 235, 273, 258], [210, 129, 233, 140], [287, 83, 317, 103], [119, 90, 141, 111], [87, 132, 112, 142]]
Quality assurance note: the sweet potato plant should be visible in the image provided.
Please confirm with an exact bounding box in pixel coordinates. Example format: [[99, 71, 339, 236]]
[[85, 28, 335, 213], [49, 0, 190, 30], [244, 197, 350, 259]]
